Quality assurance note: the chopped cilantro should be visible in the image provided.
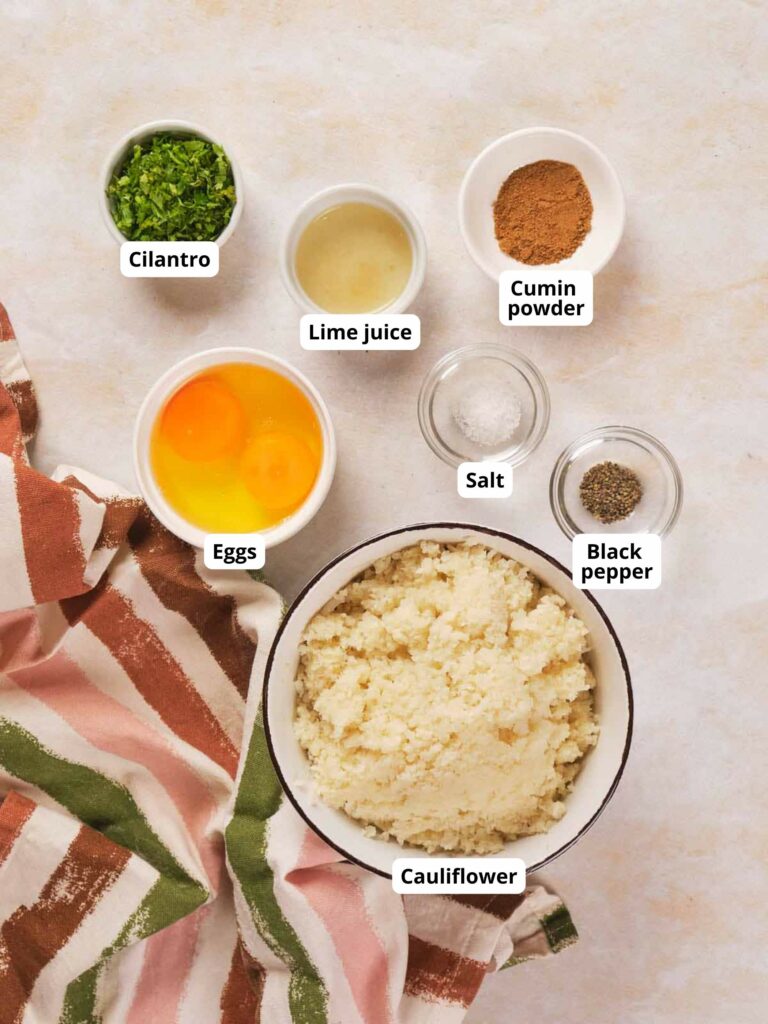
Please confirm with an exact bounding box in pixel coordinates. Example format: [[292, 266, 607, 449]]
[[107, 132, 237, 241]]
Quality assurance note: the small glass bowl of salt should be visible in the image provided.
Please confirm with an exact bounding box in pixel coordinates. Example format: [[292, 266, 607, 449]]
[[418, 344, 550, 467]]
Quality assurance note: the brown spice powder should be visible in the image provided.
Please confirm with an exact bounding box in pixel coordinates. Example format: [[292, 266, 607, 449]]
[[493, 159, 593, 265]]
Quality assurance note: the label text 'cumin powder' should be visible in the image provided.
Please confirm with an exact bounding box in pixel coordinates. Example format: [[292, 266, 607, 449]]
[[493, 160, 593, 265]]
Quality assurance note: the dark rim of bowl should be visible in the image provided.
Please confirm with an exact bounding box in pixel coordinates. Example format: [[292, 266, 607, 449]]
[[262, 522, 634, 879]]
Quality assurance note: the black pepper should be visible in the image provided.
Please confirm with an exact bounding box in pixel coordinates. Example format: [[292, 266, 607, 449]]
[[579, 461, 643, 524]]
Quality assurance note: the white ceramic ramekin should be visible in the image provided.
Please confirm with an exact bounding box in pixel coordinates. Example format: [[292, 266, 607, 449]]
[[133, 347, 336, 549], [100, 119, 244, 246], [264, 523, 633, 878], [459, 127, 625, 279], [280, 183, 427, 314]]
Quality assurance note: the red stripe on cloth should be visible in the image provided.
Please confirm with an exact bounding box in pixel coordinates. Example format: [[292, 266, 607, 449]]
[[129, 508, 256, 699], [0, 304, 37, 448], [0, 792, 35, 868], [14, 462, 89, 604], [60, 476, 143, 552], [447, 892, 527, 921], [0, 386, 24, 458], [404, 935, 486, 1008], [220, 941, 265, 1023], [0, 824, 131, 1022], [0, 303, 15, 342], [61, 582, 239, 777], [4, 381, 37, 443]]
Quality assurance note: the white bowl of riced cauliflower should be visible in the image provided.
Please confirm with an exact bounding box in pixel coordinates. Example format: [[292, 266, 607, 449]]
[[263, 523, 632, 878]]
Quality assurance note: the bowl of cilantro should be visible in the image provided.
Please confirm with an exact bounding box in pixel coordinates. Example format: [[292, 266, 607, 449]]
[[100, 120, 243, 246]]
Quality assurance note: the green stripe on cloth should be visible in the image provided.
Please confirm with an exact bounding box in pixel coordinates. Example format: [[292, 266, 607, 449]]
[[0, 718, 205, 900], [226, 713, 327, 1024], [60, 876, 204, 1024], [541, 905, 579, 952], [0, 719, 209, 1024], [0, 719, 206, 901], [60, 964, 100, 1024], [501, 903, 579, 969]]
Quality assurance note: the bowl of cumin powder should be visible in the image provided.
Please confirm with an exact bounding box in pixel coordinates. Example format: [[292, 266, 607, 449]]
[[459, 127, 625, 279]]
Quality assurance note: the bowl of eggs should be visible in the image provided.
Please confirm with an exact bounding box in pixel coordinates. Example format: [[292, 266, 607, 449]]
[[134, 348, 336, 548]]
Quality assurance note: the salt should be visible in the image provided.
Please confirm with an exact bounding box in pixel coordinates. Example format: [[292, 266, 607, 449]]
[[452, 381, 522, 448]]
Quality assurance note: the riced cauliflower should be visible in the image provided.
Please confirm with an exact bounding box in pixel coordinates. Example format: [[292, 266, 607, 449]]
[[294, 541, 598, 854]]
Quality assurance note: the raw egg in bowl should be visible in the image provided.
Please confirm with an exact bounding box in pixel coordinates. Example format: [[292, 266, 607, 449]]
[[134, 348, 336, 548]]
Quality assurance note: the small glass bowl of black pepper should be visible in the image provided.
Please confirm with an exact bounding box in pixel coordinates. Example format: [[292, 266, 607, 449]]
[[549, 426, 683, 539]]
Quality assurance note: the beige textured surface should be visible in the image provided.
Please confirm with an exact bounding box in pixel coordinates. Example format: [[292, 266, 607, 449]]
[[1, 2, 765, 1021]]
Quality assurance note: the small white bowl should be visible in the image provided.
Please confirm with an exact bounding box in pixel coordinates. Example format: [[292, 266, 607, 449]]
[[100, 119, 244, 246], [264, 523, 633, 878], [280, 183, 427, 314], [133, 347, 336, 549], [459, 127, 625, 279]]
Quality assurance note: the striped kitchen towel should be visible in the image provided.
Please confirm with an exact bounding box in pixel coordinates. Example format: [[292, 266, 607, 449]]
[[0, 302, 577, 1024]]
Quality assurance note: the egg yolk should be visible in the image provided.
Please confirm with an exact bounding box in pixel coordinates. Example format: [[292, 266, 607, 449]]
[[160, 378, 246, 461], [241, 432, 317, 509]]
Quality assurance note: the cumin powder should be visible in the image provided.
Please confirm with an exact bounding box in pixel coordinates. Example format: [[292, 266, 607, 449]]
[[493, 159, 593, 265]]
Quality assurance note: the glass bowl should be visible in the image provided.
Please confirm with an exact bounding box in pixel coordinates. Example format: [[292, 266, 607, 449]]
[[549, 426, 683, 539], [418, 344, 550, 467]]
